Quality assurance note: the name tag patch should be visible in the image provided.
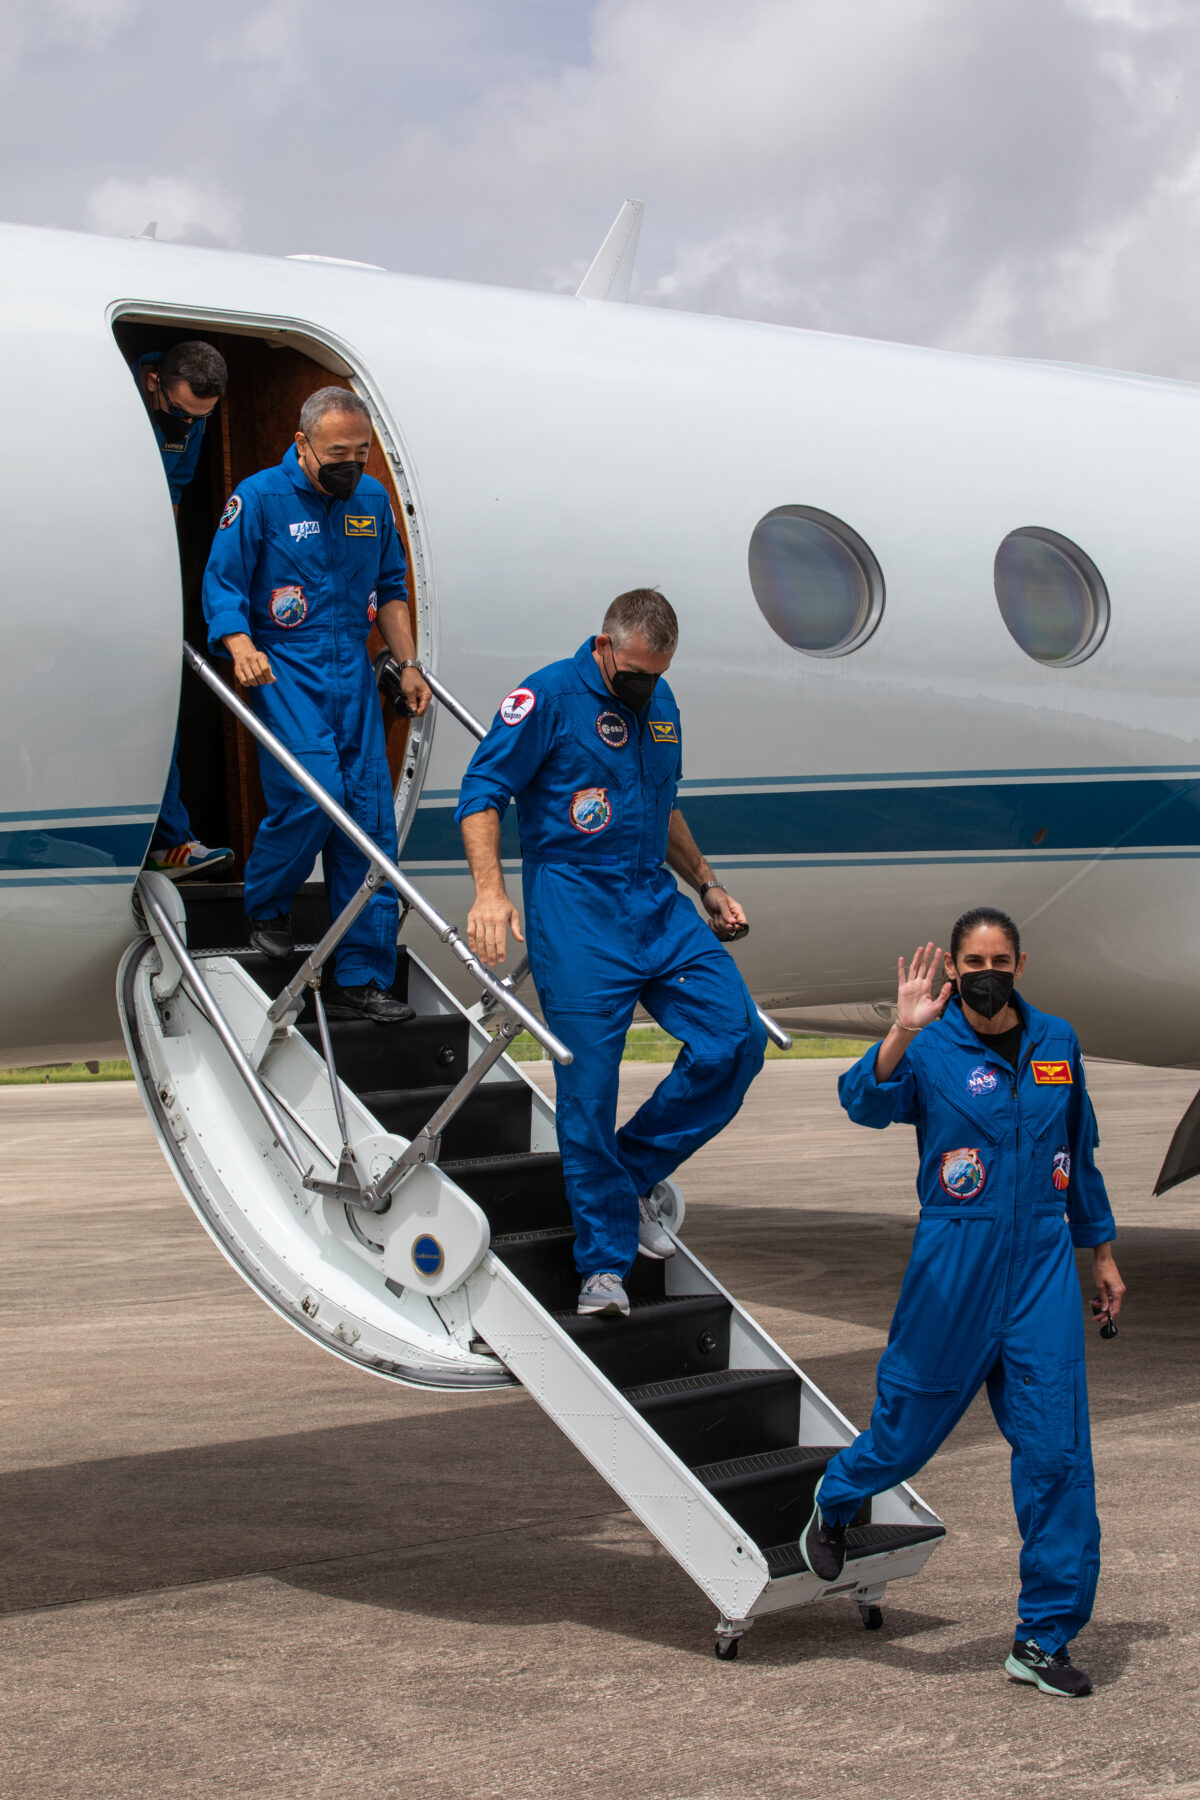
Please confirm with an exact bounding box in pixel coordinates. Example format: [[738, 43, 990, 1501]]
[[1032, 1060, 1073, 1085], [289, 520, 320, 540], [269, 585, 308, 628], [345, 514, 377, 537], [648, 720, 678, 743], [596, 710, 629, 749], [569, 787, 612, 834]]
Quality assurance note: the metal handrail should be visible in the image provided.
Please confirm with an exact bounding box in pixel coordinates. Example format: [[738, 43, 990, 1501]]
[[183, 644, 571, 1066], [383, 655, 793, 1052]]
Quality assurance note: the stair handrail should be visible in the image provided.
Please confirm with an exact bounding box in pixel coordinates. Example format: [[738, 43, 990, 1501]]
[[182, 644, 572, 1067], [378, 654, 794, 1052]]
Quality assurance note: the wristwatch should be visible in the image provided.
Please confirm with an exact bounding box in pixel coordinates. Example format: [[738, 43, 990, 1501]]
[[395, 659, 422, 672], [698, 881, 726, 901]]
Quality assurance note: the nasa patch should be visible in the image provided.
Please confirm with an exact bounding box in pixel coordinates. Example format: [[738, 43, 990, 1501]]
[[939, 1146, 987, 1200], [1052, 1146, 1071, 1192], [500, 687, 536, 727], [268, 585, 308, 628], [569, 787, 612, 834], [967, 1064, 999, 1097], [596, 709, 629, 749], [219, 494, 242, 530]]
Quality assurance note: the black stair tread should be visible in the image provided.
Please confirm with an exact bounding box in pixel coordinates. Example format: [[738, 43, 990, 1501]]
[[763, 1523, 946, 1580], [491, 1226, 575, 1247], [623, 1366, 790, 1402], [692, 1444, 842, 1483], [441, 1150, 561, 1177]]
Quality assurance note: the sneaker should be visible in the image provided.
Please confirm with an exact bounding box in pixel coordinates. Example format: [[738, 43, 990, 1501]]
[[1005, 1637, 1093, 1698], [246, 913, 294, 960], [637, 1192, 675, 1259], [799, 1477, 848, 1583], [147, 841, 234, 881], [322, 981, 415, 1025], [577, 1272, 630, 1317]]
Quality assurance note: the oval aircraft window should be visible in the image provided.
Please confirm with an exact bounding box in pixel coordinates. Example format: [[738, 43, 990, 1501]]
[[993, 528, 1109, 666], [748, 506, 884, 657]]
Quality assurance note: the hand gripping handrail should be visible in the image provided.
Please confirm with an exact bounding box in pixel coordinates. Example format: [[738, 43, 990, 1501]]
[[380, 655, 794, 1053], [182, 644, 571, 1066]]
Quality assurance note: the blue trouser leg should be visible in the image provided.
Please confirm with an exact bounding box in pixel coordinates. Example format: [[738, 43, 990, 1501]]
[[150, 726, 193, 850], [616, 933, 767, 1197], [543, 990, 642, 1277]]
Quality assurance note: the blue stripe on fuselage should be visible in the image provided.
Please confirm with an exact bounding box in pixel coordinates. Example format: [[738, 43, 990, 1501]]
[[0, 821, 152, 872]]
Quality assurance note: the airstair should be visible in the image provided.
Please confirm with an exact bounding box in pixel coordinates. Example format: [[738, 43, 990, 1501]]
[[118, 649, 945, 1657]]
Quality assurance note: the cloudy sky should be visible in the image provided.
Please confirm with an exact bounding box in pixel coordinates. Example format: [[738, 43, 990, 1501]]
[[4, 0, 1200, 377]]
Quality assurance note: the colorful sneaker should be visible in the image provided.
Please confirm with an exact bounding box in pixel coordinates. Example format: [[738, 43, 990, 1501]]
[[1005, 1637, 1093, 1697], [577, 1273, 630, 1317], [799, 1477, 848, 1583], [637, 1192, 675, 1259], [146, 841, 234, 881]]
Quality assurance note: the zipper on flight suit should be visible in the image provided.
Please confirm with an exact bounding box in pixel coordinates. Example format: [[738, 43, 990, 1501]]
[[1001, 1038, 1036, 1329]]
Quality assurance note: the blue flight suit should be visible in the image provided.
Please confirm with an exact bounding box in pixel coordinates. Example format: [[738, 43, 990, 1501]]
[[456, 639, 767, 1276], [202, 446, 406, 989], [131, 352, 210, 849], [821, 991, 1115, 1653]]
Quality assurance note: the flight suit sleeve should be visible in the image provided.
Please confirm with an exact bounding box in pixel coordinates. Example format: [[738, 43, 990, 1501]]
[[838, 1038, 921, 1129], [1064, 1042, 1117, 1247], [455, 686, 553, 824], [202, 489, 264, 653], [374, 506, 408, 609]]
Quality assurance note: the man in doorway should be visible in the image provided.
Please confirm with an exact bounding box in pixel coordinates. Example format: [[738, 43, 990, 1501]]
[[202, 386, 430, 1022], [130, 338, 234, 880], [456, 589, 767, 1315]]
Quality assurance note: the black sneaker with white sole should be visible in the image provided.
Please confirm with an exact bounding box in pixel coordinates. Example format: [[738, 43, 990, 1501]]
[[798, 1479, 847, 1583], [1005, 1637, 1093, 1697]]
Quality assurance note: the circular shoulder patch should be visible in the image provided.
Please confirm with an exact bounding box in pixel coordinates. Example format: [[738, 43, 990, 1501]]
[[596, 709, 629, 749], [500, 687, 536, 727], [967, 1064, 998, 1097], [569, 787, 612, 834], [939, 1147, 986, 1200], [219, 493, 242, 530]]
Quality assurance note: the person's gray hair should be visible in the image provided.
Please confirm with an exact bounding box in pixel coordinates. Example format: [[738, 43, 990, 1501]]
[[299, 386, 372, 440], [602, 588, 679, 653]]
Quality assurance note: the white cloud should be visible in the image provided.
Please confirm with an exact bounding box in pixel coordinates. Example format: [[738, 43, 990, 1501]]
[[85, 174, 242, 246], [0, 0, 142, 74]]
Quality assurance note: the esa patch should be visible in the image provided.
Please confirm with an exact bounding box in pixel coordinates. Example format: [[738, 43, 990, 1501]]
[[1052, 1146, 1071, 1192], [345, 515, 377, 537], [219, 494, 242, 530], [596, 709, 629, 749], [500, 688, 536, 727], [648, 720, 679, 744], [569, 787, 612, 834], [1032, 1060, 1073, 1085], [268, 585, 308, 628], [289, 520, 320, 541], [967, 1064, 998, 1097], [939, 1146, 986, 1200], [367, 589, 377, 625]]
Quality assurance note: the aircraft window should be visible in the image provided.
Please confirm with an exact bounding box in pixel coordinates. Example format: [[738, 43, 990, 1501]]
[[993, 527, 1109, 666], [748, 506, 884, 657]]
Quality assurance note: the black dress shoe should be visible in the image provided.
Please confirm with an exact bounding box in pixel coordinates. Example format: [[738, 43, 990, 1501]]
[[246, 913, 294, 959], [323, 981, 415, 1024]]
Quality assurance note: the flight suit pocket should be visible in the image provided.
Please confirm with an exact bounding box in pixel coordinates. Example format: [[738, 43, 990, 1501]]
[[875, 1344, 959, 1398], [1008, 1359, 1082, 1478]]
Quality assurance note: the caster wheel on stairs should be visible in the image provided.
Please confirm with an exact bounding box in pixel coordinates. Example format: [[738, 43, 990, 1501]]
[[714, 1636, 740, 1660], [859, 1604, 883, 1631]]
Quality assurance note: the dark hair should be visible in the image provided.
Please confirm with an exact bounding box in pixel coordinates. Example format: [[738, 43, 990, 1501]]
[[602, 587, 678, 653], [157, 339, 227, 399], [950, 905, 1020, 962]]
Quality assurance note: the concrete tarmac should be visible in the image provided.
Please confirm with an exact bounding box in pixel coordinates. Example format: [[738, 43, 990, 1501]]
[[1, 1059, 1199, 1800]]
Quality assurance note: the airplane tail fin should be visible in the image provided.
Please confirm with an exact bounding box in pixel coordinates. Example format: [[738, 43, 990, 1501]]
[[1154, 1085, 1200, 1193], [576, 198, 644, 302]]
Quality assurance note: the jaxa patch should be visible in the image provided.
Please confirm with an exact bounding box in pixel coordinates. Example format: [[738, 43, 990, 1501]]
[[967, 1064, 999, 1097], [569, 787, 612, 834], [268, 585, 308, 628], [1052, 1146, 1071, 1192], [939, 1146, 986, 1200], [648, 720, 679, 744], [500, 687, 536, 727], [345, 514, 377, 537], [1031, 1060, 1073, 1085], [596, 710, 629, 749], [219, 494, 242, 530], [289, 520, 320, 541]]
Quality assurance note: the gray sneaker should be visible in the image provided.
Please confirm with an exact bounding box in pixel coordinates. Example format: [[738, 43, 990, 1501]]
[[578, 1272, 630, 1317], [637, 1193, 675, 1259]]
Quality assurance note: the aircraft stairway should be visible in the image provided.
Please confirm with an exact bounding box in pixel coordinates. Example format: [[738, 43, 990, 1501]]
[[117, 651, 945, 1656]]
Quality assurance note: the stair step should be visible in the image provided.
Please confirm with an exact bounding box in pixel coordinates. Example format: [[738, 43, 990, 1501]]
[[623, 1367, 803, 1466], [364, 1082, 532, 1161], [692, 1443, 869, 1547], [556, 1293, 730, 1387], [763, 1523, 947, 1581], [299, 1012, 470, 1090], [491, 1226, 664, 1310], [181, 881, 330, 952], [440, 1151, 571, 1234]]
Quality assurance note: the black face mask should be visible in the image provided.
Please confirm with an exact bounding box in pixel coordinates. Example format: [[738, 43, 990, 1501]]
[[605, 645, 658, 712], [958, 969, 1015, 1020], [313, 458, 363, 500], [155, 402, 192, 448]]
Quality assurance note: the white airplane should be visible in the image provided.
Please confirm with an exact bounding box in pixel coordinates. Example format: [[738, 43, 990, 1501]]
[[1, 201, 1192, 1650]]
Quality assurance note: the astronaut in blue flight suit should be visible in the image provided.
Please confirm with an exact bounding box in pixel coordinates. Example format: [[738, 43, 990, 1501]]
[[456, 587, 767, 1317], [131, 339, 234, 880], [202, 386, 430, 1021], [800, 911, 1125, 1699]]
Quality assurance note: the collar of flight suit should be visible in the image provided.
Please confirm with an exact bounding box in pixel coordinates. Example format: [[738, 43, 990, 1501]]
[[937, 988, 1051, 1058], [280, 441, 331, 502]]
